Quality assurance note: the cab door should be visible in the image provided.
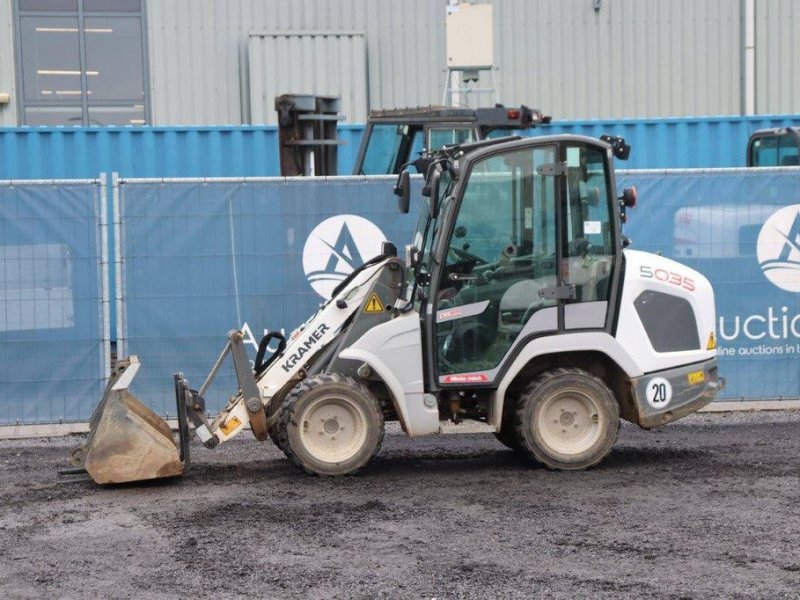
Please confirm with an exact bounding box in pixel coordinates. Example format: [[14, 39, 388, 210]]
[[431, 143, 559, 383], [428, 140, 619, 386]]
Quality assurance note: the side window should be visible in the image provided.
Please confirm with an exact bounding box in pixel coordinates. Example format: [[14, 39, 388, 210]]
[[777, 133, 800, 166], [428, 127, 476, 151], [563, 145, 615, 302]]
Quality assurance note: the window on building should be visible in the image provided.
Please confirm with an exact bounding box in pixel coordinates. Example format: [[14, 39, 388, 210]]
[[15, 0, 148, 126]]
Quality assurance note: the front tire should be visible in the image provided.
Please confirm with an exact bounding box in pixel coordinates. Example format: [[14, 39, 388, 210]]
[[514, 367, 619, 471], [276, 373, 384, 476]]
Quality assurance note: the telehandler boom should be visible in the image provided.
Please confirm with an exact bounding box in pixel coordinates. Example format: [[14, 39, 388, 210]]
[[71, 134, 721, 484]]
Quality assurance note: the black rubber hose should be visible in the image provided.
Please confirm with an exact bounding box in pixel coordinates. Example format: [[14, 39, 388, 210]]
[[254, 331, 287, 376], [329, 253, 390, 300]]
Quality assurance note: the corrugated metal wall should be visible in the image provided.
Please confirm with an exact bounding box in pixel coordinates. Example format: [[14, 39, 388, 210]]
[[0, 0, 17, 127], [248, 32, 368, 125], [145, 0, 444, 125], [756, 0, 800, 115], [0, 1, 797, 126], [491, 0, 742, 119], [0, 124, 360, 179], [142, 0, 758, 125]]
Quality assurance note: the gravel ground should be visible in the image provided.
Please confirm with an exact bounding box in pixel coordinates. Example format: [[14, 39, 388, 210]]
[[1, 410, 799, 599]]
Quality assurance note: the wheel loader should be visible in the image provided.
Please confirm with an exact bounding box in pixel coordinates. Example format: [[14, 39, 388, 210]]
[[70, 134, 722, 484]]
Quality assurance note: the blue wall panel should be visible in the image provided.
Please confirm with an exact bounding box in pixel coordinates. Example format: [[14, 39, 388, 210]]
[[537, 115, 797, 169], [1, 115, 798, 181]]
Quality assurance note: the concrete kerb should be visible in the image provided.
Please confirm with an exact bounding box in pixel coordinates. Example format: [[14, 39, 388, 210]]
[[1, 401, 799, 440]]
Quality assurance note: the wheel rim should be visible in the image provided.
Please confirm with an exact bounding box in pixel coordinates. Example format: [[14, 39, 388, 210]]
[[535, 387, 605, 457], [297, 394, 369, 464]]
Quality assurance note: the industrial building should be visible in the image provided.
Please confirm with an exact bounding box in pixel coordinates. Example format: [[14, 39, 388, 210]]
[[0, 0, 798, 128]]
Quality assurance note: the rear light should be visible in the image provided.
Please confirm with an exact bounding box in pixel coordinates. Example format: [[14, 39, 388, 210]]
[[621, 186, 637, 208], [507, 109, 520, 120]]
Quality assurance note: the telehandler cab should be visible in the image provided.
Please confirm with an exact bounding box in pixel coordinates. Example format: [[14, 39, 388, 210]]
[[71, 134, 721, 484]]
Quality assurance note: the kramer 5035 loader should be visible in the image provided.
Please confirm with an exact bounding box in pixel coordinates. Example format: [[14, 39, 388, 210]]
[[71, 134, 722, 484]]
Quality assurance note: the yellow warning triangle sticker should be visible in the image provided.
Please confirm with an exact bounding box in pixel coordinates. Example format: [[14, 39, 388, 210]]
[[707, 332, 716, 351], [364, 292, 385, 313]]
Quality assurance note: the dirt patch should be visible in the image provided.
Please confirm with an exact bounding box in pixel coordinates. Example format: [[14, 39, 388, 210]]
[[1, 410, 799, 598]]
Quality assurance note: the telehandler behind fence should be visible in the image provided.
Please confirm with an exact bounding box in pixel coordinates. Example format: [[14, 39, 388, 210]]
[[70, 134, 722, 484]]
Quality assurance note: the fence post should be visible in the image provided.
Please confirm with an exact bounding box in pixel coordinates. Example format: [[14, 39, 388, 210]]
[[99, 173, 111, 382], [112, 172, 125, 358]]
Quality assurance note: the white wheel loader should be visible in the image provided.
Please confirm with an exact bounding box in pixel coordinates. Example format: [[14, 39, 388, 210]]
[[71, 134, 722, 484]]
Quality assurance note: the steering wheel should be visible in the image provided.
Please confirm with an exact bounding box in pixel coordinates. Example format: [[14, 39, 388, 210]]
[[447, 245, 487, 266]]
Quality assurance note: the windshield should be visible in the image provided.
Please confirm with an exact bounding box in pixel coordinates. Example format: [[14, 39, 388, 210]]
[[359, 124, 424, 174]]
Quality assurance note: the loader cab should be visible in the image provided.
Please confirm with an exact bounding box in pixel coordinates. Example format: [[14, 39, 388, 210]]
[[403, 135, 625, 389], [747, 127, 800, 167], [354, 106, 550, 175]]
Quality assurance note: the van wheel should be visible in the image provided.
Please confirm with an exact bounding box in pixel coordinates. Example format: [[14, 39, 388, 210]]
[[514, 367, 619, 471], [276, 373, 384, 476]]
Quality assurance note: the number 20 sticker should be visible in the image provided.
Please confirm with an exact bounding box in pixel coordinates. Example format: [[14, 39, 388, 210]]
[[646, 377, 673, 409]]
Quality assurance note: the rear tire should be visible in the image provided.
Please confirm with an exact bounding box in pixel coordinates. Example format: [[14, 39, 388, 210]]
[[276, 373, 384, 476], [514, 367, 619, 471]]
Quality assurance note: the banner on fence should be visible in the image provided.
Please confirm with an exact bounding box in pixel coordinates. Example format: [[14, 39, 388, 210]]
[[117, 169, 800, 417], [0, 180, 108, 425], [619, 168, 800, 400], [118, 177, 421, 414]]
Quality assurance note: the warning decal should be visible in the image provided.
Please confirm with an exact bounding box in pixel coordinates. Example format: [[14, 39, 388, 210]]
[[220, 415, 242, 436], [364, 292, 385, 313]]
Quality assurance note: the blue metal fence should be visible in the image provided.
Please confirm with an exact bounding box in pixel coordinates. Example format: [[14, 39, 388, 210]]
[[0, 179, 108, 425], [116, 176, 422, 415], [115, 171, 800, 416], [0, 115, 797, 182], [619, 167, 800, 400]]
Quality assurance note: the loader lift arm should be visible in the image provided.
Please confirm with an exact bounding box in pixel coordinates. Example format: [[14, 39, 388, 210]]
[[72, 248, 404, 484]]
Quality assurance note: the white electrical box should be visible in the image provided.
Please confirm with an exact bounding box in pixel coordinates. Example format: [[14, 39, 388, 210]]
[[446, 3, 494, 68], [0, 93, 10, 105]]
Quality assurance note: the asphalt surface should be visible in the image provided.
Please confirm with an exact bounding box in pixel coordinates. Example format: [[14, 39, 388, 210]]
[[1, 410, 799, 599]]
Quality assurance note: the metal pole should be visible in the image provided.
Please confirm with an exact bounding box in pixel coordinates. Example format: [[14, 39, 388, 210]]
[[742, 0, 756, 115], [112, 173, 125, 357], [99, 173, 111, 381]]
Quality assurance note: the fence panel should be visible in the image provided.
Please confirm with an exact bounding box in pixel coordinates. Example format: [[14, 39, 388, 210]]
[[619, 167, 800, 400], [117, 176, 421, 415], [117, 169, 800, 418], [0, 179, 109, 424]]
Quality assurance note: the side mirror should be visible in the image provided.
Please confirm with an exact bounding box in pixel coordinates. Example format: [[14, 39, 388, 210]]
[[405, 244, 420, 269], [393, 170, 411, 214], [618, 186, 637, 224]]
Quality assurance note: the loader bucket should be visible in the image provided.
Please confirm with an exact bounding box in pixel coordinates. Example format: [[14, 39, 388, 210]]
[[70, 357, 185, 484]]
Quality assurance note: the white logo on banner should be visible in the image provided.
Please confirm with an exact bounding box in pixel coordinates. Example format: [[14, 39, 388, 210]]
[[302, 215, 386, 298], [757, 204, 800, 293]]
